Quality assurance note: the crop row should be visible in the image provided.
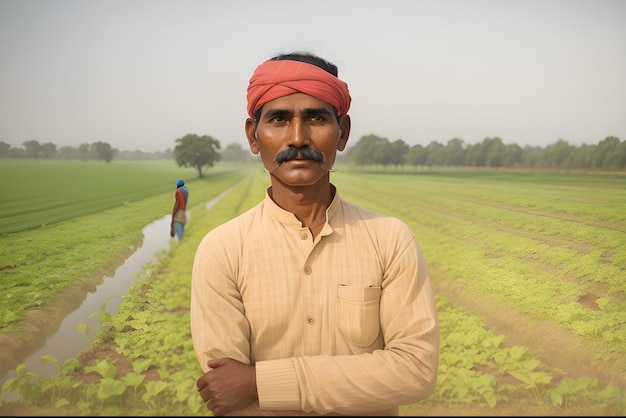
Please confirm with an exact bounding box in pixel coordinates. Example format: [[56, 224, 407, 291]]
[[0, 160, 198, 234], [333, 170, 626, 360]]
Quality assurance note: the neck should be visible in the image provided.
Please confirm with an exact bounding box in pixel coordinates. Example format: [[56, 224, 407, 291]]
[[268, 182, 335, 238]]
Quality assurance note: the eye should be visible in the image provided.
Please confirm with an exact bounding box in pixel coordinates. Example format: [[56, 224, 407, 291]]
[[268, 115, 285, 123], [308, 113, 331, 124]]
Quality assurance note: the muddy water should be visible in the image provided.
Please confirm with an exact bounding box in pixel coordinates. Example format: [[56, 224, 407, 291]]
[[0, 214, 178, 384]]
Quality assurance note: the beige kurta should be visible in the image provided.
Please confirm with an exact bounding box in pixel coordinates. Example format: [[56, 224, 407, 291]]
[[190, 186, 439, 416]]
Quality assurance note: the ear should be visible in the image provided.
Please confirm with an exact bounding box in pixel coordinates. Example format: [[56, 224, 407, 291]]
[[245, 118, 260, 155], [337, 115, 351, 151]]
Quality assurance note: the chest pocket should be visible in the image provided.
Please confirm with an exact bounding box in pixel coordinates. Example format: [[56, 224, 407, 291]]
[[336, 284, 382, 348]]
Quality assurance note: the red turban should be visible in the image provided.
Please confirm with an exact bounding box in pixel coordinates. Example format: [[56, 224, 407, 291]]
[[246, 59, 351, 118]]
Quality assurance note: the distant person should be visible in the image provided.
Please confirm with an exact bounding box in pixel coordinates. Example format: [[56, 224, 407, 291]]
[[190, 51, 440, 416], [170, 178, 188, 240]]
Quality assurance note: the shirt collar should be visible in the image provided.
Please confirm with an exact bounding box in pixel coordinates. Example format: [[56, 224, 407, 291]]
[[263, 184, 341, 233]]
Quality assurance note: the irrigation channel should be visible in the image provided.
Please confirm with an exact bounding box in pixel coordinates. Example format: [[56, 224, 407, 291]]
[[0, 190, 230, 387]]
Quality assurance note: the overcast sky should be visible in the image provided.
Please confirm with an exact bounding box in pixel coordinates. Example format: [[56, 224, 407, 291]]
[[1, 0, 625, 153]]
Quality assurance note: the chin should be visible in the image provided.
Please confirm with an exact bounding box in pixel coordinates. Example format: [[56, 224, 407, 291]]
[[274, 169, 327, 187]]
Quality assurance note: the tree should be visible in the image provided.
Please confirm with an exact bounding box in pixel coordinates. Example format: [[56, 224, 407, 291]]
[[91, 141, 114, 162], [521, 145, 543, 168], [389, 139, 409, 168], [0, 141, 10, 158], [221, 142, 250, 163], [57, 146, 79, 160], [405, 144, 428, 167], [346, 134, 389, 166], [23, 140, 41, 159], [425, 141, 445, 167], [444, 138, 465, 166], [483, 137, 506, 168], [173, 133, 221, 177], [613, 139, 626, 170], [567, 143, 594, 170], [40, 142, 57, 159], [543, 139, 574, 169], [372, 138, 393, 168], [502, 143, 523, 168], [593, 136, 621, 171], [464, 141, 486, 167], [78, 143, 91, 160]]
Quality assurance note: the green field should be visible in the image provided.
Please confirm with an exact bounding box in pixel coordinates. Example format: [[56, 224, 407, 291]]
[[0, 159, 200, 234], [0, 161, 625, 415], [335, 169, 626, 354]]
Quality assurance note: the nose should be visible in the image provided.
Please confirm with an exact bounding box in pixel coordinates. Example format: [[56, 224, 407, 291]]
[[286, 117, 310, 148]]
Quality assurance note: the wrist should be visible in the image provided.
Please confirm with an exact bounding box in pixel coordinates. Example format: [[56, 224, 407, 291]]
[[249, 365, 258, 399]]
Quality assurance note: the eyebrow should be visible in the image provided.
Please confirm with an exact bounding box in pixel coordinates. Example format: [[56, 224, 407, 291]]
[[264, 107, 333, 119], [303, 107, 333, 116]]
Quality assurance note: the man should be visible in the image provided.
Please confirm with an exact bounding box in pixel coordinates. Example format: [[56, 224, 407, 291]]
[[170, 178, 188, 239], [190, 52, 439, 416]]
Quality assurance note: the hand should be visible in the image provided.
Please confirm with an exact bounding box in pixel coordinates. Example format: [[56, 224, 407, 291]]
[[170, 224, 175, 237], [196, 358, 257, 416]]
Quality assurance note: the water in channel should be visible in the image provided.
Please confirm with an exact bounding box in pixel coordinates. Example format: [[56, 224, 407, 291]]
[[0, 214, 176, 385]]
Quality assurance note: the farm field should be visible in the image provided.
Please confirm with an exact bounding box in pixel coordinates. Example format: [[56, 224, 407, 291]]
[[0, 159, 199, 234], [336, 169, 626, 370], [335, 168, 626, 414], [0, 161, 625, 415]]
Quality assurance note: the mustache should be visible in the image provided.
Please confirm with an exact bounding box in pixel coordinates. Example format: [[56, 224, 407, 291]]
[[274, 146, 326, 164]]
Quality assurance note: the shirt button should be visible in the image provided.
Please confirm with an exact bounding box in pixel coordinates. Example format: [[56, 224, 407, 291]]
[[300, 233, 308, 240], [306, 315, 315, 325], [304, 266, 312, 275]]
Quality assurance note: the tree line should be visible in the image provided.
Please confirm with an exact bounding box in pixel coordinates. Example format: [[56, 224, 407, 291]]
[[343, 135, 626, 171], [0, 134, 252, 175], [3, 134, 625, 172], [0, 140, 172, 162]]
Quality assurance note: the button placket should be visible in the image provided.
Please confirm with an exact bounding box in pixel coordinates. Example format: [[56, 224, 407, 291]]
[[301, 240, 317, 336]]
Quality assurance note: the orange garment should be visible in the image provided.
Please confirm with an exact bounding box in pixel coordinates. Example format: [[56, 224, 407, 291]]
[[175, 187, 187, 210], [246, 59, 352, 118]]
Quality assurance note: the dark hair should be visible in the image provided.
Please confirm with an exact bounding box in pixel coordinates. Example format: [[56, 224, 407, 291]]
[[270, 51, 339, 77], [253, 51, 340, 122]]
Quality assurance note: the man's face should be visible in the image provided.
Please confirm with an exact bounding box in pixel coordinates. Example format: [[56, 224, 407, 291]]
[[246, 93, 350, 187]]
